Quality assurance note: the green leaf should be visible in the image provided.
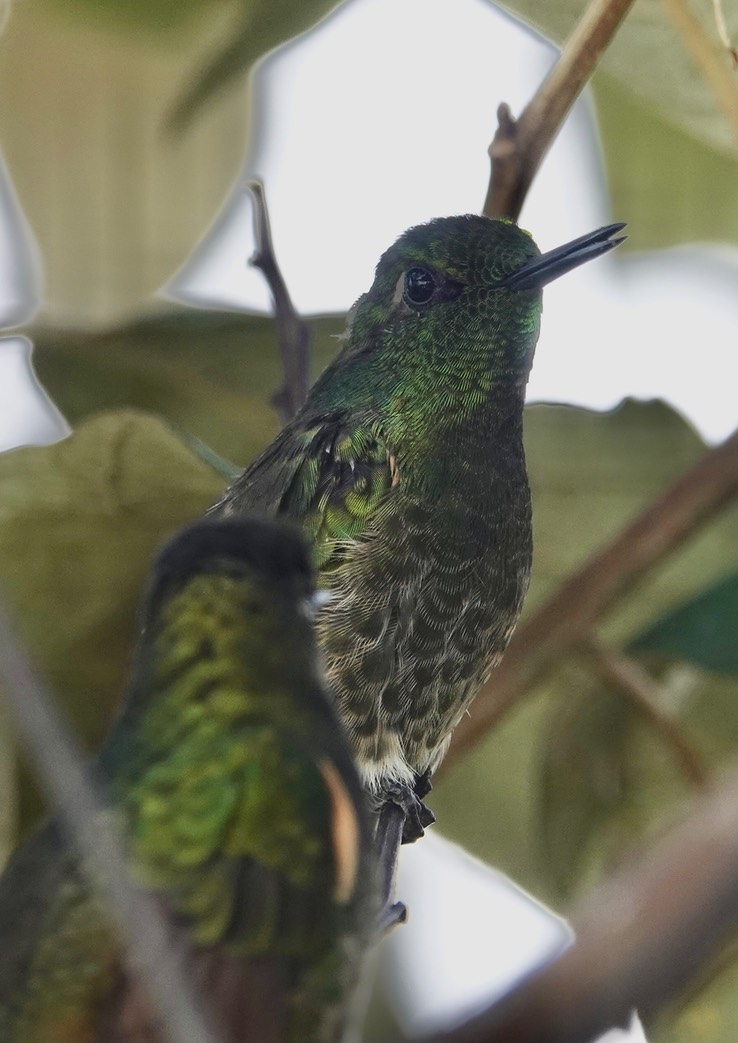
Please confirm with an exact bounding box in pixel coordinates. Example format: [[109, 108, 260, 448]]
[[30, 309, 344, 463], [594, 78, 738, 250], [497, 0, 738, 163], [165, 0, 344, 132], [0, 410, 225, 830], [632, 570, 738, 675], [0, 2, 249, 324]]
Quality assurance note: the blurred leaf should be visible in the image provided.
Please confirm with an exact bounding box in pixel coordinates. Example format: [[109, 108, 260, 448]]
[[30, 309, 343, 462], [538, 560, 738, 899], [537, 666, 630, 896], [0, 2, 249, 324], [166, 0, 343, 132], [632, 570, 738, 675], [434, 400, 738, 902], [39, 0, 227, 34], [595, 78, 738, 249], [498, 0, 738, 163], [0, 410, 224, 830]]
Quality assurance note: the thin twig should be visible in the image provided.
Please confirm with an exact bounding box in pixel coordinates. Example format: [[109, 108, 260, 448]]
[[579, 635, 710, 789], [0, 600, 222, 1043], [443, 426, 738, 772], [712, 0, 738, 69], [424, 756, 738, 1043], [662, 0, 738, 140], [484, 0, 636, 220], [246, 179, 311, 424]]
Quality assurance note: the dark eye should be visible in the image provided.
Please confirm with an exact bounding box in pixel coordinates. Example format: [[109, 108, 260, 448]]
[[403, 267, 436, 307]]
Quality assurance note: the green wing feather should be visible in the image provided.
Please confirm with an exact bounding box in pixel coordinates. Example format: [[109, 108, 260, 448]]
[[123, 723, 341, 956], [219, 415, 396, 572]]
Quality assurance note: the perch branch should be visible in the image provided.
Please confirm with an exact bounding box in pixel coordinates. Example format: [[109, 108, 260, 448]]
[[484, 0, 636, 220], [0, 601, 222, 1043], [444, 426, 738, 772], [579, 635, 710, 789], [376, 801, 408, 934], [246, 179, 311, 424], [424, 756, 738, 1043]]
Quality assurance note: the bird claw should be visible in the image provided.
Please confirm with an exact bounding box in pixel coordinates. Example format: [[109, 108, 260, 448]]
[[383, 779, 435, 844], [378, 900, 408, 936]]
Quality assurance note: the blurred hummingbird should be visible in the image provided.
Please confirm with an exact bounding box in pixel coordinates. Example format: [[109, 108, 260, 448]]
[[213, 215, 625, 835], [0, 517, 375, 1042]]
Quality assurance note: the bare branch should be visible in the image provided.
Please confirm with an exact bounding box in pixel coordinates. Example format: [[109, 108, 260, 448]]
[[424, 757, 738, 1043], [0, 600, 222, 1043], [246, 178, 311, 424], [579, 635, 710, 789], [443, 426, 738, 772], [484, 0, 636, 221]]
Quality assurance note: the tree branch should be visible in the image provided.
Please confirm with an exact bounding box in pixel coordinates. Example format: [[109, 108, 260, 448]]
[[484, 0, 636, 221], [246, 178, 311, 424], [424, 756, 738, 1043], [443, 426, 738, 772], [0, 601, 222, 1043], [579, 635, 709, 789]]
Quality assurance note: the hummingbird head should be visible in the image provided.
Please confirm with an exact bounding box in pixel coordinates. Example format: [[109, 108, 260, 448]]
[[140, 517, 323, 696], [321, 216, 624, 438], [150, 517, 316, 617]]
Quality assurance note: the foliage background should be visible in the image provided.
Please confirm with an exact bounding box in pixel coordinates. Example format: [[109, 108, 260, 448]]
[[1, 1, 738, 1039]]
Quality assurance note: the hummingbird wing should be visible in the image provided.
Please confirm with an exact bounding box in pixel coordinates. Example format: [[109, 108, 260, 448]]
[[127, 721, 362, 954], [216, 414, 397, 571]]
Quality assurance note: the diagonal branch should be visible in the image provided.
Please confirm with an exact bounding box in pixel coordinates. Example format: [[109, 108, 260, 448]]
[[0, 601, 222, 1043], [578, 635, 709, 789], [246, 179, 311, 425], [484, 0, 636, 221], [443, 426, 738, 773]]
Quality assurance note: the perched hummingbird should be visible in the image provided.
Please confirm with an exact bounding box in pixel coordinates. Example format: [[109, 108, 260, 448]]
[[213, 215, 625, 832], [0, 517, 374, 1042]]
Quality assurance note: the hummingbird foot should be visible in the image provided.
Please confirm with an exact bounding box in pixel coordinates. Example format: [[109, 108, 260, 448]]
[[378, 901, 408, 935], [382, 780, 435, 844], [413, 767, 433, 801]]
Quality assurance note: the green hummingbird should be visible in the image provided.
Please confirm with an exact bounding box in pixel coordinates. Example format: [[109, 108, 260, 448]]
[[212, 215, 625, 833], [0, 517, 375, 1043]]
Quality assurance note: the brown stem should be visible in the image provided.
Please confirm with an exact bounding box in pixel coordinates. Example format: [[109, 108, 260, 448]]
[[579, 635, 709, 789], [443, 427, 738, 773], [484, 0, 636, 220], [662, 0, 738, 136], [246, 179, 311, 425], [424, 756, 738, 1043]]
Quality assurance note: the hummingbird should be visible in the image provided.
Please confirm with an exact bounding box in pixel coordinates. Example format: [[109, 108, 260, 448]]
[[0, 517, 375, 1042], [212, 215, 625, 835]]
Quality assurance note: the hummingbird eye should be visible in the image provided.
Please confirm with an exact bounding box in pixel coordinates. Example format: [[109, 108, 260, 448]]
[[403, 267, 436, 307]]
